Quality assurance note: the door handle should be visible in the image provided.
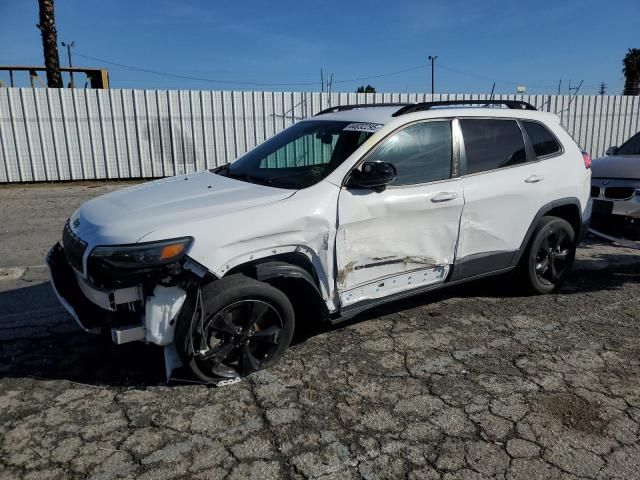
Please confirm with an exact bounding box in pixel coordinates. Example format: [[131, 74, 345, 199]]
[[431, 192, 458, 203], [525, 174, 544, 183]]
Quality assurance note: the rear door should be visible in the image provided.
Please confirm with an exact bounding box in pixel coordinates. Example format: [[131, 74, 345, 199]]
[[454, 118, 556, 275], [336, 120, 464, 307]]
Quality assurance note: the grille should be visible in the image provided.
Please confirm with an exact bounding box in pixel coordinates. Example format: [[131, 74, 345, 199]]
[[604, 186, 635, 200], [62, 219, 87, 273], [590, 186, 600, 198]]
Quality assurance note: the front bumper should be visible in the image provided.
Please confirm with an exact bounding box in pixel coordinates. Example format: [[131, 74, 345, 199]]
[[590, 179, 640, 240], [47, 243, 106, 333], [47, 242, 189, 346]]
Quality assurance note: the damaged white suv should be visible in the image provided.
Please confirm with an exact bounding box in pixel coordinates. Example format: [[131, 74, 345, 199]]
[[47, 100, 592, 382]]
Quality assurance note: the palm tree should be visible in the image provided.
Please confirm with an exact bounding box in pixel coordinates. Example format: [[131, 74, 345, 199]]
[[37, 0, 63, 88], [623, 48, 640, 95]]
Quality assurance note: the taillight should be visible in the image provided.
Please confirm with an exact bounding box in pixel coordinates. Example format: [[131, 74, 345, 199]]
[[582, 151, 591, 169]]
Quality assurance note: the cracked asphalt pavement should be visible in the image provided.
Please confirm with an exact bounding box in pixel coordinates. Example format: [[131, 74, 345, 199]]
[[1, 183, 640, 479]]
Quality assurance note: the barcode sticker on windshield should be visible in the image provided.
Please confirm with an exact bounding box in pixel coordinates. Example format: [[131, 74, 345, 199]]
[[343, 122, 383, 133]]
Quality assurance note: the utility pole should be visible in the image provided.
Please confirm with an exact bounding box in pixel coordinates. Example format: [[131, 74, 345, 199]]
[[568, 80, 582, 96], [557, 79, 561, 95], [61, 40, 75, 87], [598, 81, 607, 95], [489, 82, 496, 100], [428, 55, 438, 95]]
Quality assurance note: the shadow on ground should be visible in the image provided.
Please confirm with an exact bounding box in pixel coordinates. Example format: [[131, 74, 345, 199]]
[[1, 254, 639, 388], [297, 257, 640, 341], [0, 282, 166, 387]]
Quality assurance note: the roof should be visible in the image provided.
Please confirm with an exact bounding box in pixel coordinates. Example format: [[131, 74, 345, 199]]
[[308, 101, 558, 125]]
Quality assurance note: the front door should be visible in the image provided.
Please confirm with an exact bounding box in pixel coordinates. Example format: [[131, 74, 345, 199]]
[[336, 120, 464, 307]]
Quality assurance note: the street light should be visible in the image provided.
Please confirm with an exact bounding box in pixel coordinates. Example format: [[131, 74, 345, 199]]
[[61, 41, 75, 88], [428, 55, 438, 95]]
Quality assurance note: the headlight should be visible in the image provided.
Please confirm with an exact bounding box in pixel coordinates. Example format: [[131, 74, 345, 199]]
[[90, 237, 193, 269]]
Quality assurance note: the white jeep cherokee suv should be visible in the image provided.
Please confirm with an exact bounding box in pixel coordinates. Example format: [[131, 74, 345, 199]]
[[47, 100, 592, 382]]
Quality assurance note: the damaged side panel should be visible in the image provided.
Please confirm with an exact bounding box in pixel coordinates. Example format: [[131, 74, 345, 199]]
[[340, 265, 449, 307], [336, 179, 464, 305], [137, 181, 341, 311]]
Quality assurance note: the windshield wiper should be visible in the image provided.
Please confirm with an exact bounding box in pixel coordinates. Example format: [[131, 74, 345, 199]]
[[216, 164, 274, 186]]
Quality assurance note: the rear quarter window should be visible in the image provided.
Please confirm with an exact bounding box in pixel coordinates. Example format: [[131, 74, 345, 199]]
[[522, 121, 562, 158], [460, 119, 526, 174]]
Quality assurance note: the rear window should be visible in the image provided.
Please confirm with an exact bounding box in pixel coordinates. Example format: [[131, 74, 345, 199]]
[[460, 119, 526, 174], [522, 121, 562, 158]]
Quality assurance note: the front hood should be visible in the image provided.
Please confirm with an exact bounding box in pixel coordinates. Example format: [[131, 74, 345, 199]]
[[591, 155, 640, 179], [72, 172, 295, 244]]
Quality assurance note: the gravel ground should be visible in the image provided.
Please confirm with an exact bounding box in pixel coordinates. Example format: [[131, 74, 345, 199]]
[[1, 182, 640, 480]]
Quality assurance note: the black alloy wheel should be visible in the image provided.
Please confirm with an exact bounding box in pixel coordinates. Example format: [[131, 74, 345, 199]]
[[534, 227, 572, 285], [175, 274, 295, 383], [194, 299, 284, 378], [522, 216, 576, 294]]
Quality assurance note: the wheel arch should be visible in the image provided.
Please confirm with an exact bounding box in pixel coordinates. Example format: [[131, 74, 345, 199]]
[[514, 197, 582, 265], [226, 253, 330, 324]]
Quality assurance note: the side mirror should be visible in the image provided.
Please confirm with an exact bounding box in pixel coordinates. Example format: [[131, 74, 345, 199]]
[[606, 146, 618, 156], [348, 161, 397, 192]]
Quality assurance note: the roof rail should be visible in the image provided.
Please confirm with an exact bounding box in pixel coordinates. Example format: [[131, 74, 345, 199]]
[[392, 100, 537, 116], [314, 103, 411, 116]]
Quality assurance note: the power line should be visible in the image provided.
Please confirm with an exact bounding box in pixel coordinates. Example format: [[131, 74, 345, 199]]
[[74, 52, 427, 88], [438, 63, 601, 91], [332, 64, 426, 84], [74, 52, 318, 86], [69, 53, 604, 93], [437, 63, 557, 89]]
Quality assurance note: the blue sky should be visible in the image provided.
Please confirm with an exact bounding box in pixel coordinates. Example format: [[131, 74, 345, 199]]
[[1, 0, 638, 94]]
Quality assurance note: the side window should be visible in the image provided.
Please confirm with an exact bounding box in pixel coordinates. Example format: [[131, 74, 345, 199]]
[[522, 121, 562, 158], [460, 119, 526, 174], [616, 131, 640, 155], [368, 121, 452, 185]]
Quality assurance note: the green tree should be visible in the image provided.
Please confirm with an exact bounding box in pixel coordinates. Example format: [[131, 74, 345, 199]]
[[622, 48, 640, 95], [37, 0, 63, 88], [356, 85, 376, 93]]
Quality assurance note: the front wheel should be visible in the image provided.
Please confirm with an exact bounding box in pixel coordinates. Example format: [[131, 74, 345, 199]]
[[175, 274, 295, 383], [519, 216, 576, 294]]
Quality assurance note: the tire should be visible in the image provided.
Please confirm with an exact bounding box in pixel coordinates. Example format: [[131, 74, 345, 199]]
[[518, 216, 576, 294], [174, 274, 295, 383]]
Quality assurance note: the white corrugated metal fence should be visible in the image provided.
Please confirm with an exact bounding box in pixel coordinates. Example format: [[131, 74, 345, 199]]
[[0, 88, 638, 183]]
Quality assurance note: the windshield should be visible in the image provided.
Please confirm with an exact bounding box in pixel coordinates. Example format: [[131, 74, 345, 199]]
[[616, 131, 640, 156], [217, 120, 379, 189]]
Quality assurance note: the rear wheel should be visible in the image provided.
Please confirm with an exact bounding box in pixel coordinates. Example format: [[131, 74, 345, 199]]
[[175, 274, 295, 382], [520, 216, 576, 294]]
